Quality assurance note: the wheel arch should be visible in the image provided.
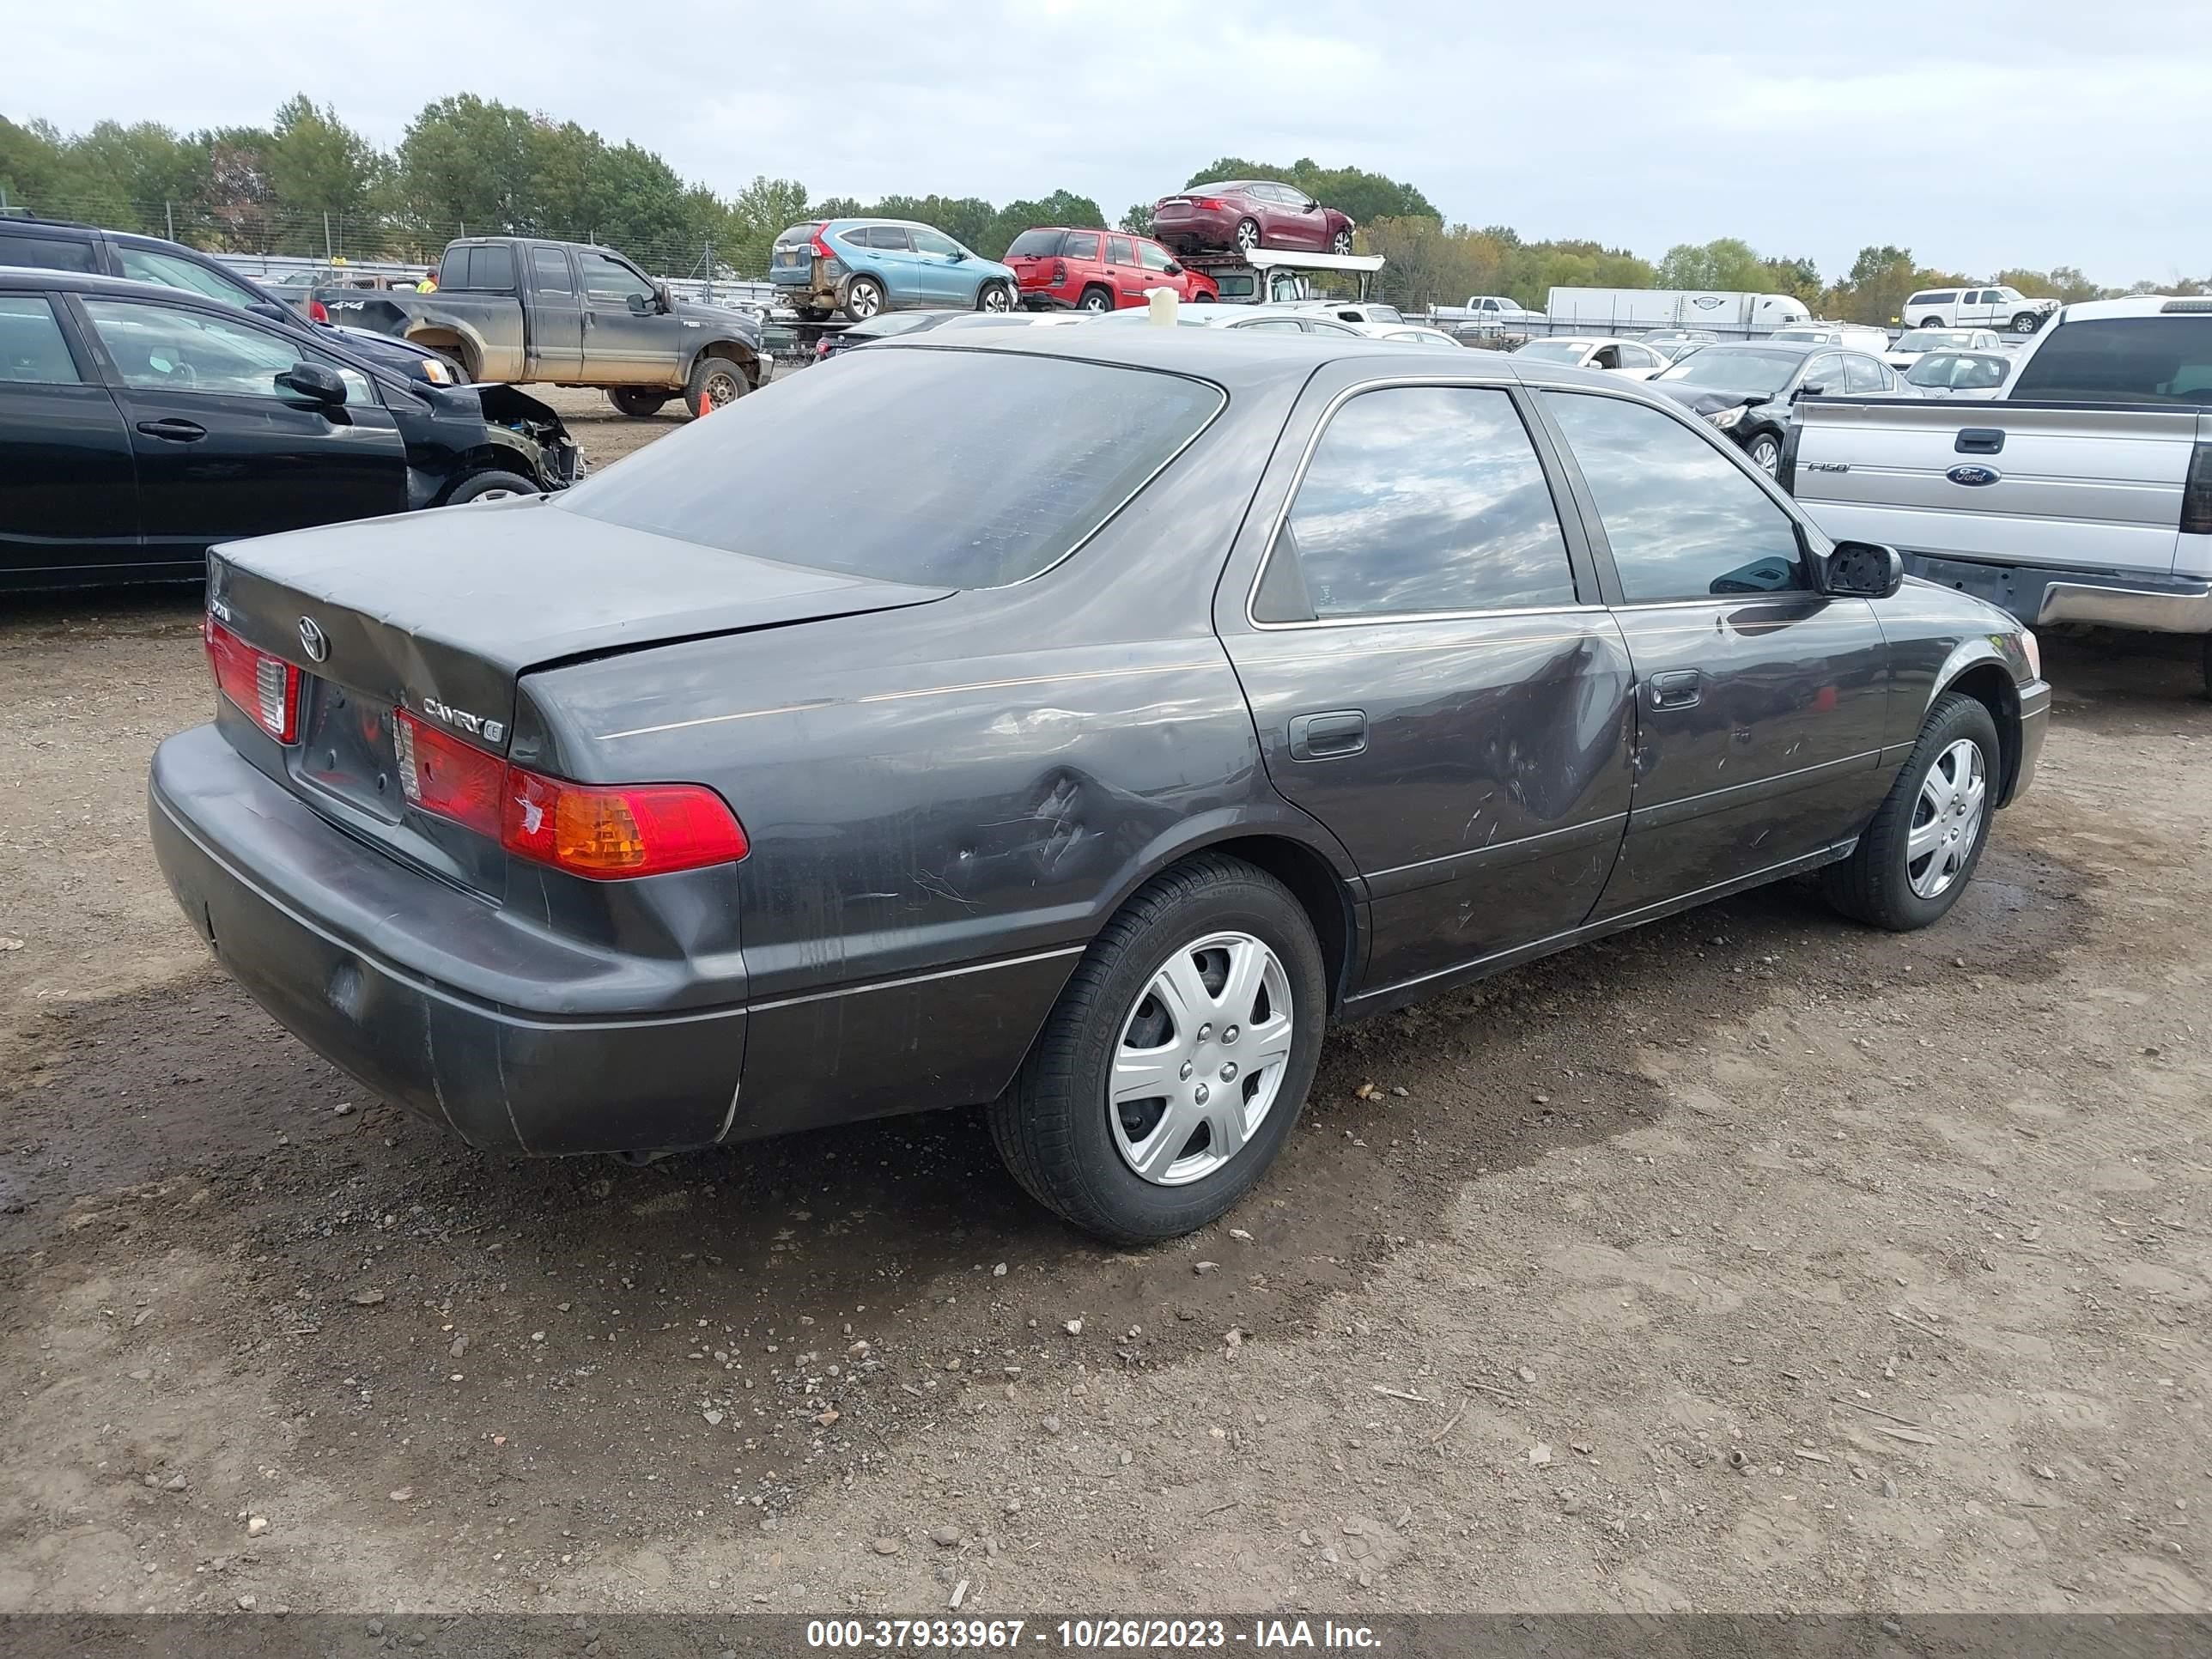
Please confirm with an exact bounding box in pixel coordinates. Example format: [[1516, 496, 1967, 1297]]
[[403, 325, 481, 380], [1092, 809, 1364, 1012], [1929, 649, 2024, 805], [684, 337, 763, 390]]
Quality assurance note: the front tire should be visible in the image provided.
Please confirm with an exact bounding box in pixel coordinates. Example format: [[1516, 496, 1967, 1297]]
[[977, 282, 1013, 313], [2011, 311, 2044, 334], [1823, 690, 1999, 930], [988, 854, 1326, 1243], [1746, 431, 1783, 475], [842, 275, 885, 321], [684, 354, 752, 418], [1330, 228, 1353, 255], [607, 388, 671, 418]]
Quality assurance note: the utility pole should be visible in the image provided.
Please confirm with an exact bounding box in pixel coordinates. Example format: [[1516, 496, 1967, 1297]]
[[324, 212, 332, 262], [166, 201, 175, 240]]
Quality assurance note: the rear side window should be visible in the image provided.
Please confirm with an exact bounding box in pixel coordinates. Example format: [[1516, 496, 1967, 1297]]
[[531, 246, 574, 295], [1108, 238, 1135, 264], [1913, 291, 1956, 307], [1544, 392, 1806, 602], [0, 230, 98, 272], [1261, 386, 1576, 622], [0, 296, 82, 384], [2009, 318, 2212, 404], [562, 349, 1223, 588], [1006, 229, 1065, 258], [1063, 232, 1100, 260], [441, 246, 473, 289], [447, 245, 515, 292]]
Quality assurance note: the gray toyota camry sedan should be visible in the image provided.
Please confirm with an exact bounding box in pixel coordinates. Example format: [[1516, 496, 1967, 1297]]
[[150, 330, 2050, 1243]]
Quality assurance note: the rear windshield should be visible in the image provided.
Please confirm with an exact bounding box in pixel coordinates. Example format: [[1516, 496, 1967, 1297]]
[[561, 348, 1223, 588], [1006, 228, 1066, 258], [775, 223, 823, 247], [2009, 317, 2212, 404]]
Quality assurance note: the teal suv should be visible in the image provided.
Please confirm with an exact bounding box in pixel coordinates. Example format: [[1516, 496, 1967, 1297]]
[[770, 219, 1018, 321]]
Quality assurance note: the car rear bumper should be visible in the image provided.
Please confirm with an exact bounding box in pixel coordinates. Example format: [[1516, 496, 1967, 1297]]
[[149, 726, 748, 1158], [1153, 207, 1237, 250]]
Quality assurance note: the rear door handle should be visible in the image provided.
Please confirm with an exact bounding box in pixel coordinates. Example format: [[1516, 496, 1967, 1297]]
[[135, 418, 206, 442], [1288, 709, 1368, 761], [1646, 670, 1703, 710], [1954, 428, 2004, 454]]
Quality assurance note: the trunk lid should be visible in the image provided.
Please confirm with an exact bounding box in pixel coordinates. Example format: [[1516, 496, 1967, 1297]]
[[207, 499, 951, 886]]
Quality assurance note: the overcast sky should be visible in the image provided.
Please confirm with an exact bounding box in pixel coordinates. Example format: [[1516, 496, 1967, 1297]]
[[16, 0, 2209, 287]]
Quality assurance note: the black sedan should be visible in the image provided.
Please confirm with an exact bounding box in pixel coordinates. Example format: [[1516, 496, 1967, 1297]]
[[149, 330, 2048, 1243], [1647, 340, 1904, 475], [1, 269, 578, 591]]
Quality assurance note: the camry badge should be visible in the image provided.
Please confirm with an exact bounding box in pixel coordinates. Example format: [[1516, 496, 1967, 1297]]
[[1946, 465, 2002, 487], [298, 617, 330, 662]]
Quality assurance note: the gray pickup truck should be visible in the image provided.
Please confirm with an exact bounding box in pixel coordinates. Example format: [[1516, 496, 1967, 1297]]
[[1788, 296, 2212, 694], [321, 236, 766, 419]]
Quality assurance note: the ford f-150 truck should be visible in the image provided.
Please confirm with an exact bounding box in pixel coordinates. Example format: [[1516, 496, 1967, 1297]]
[[1786, 296, 2212, 694], [322, 236, 766, 419]]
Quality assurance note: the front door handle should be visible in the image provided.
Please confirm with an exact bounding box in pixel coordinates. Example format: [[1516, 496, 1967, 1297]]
[[1288, 709, 1367, 761], [135, 417, 206, 442], [1646, 670, 1703, 710]]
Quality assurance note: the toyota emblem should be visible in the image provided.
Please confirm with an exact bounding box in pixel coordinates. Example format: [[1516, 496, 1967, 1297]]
[[298, 616, 330, 663]]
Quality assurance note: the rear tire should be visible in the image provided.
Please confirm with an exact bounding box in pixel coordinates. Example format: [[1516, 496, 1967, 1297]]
[[1078, 285, 1114, 314], [987, 854, 1326, 1244], [607, 388, 671, 418], [842, 275, 885, 321], [684, 354, 752, 418], [1918, 315, 1946, 329], [1234, 218, 1262, 253], [445, 470, 538, 506], [1822, 690, 1999, 931]]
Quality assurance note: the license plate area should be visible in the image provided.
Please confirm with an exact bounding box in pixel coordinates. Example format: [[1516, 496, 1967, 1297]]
[[294, 677, 405, 823]]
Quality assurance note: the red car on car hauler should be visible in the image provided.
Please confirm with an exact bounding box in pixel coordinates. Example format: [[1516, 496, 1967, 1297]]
[[1005, 227, 1219, 313], [1152, 181, 1356, 258]]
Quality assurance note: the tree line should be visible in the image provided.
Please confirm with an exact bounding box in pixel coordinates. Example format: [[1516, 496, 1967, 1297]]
[[4, 100, 2203, 319]]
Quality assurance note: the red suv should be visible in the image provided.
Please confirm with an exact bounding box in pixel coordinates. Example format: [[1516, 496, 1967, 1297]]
[[1005, 227, 1218, 313]]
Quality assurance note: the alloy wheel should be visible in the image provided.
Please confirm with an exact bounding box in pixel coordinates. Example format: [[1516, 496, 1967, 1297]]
[[1236, 219, 1261, 252], [1109, 931, 1293, 1187], [1332, 230, 1352, 255], [982, 285, 1012, 312], [1749, 436, 1781, 474], [1907, 738, 1986, 899]]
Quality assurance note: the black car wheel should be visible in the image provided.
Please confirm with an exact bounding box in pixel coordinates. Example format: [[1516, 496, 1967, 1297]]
[[1331, 228, 1353, 255], [1823, 690, 1999, 931], [1746, 432, 1784, 475], [842, 276, 885, 321], [607, 388, 672, 418], [977, 282, 1013, 313], [684, 355, 752, 419], [987, 854, 1326, 1243], [445, 470, 538, 506], [1079, 286, 1114, 314], [1234, 218, 1262, 253]]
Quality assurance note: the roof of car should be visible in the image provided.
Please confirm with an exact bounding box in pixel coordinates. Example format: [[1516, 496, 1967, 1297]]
[[1685, 338, 1826, 356], [2053, 295, 2212, 322], [1522, 335, 1649, 349]]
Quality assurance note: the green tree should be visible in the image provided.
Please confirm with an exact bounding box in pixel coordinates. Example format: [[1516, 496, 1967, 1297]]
[[1760, 255, 1823, 305], [1655, 237, 1765, 291], [1119, 203, 1154, 236], [723, 174, 811, 276], [396, 95, 543, 242], [1995, 265, 2107, 303]]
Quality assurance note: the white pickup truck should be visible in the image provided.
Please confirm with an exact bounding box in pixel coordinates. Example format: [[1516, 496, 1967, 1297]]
[[1431, 294, 1544, 337], [1787, 296, 2212, 692]]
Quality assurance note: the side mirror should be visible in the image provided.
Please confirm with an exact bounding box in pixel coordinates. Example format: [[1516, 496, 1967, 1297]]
[[276, 362, 348, 406], [1164, 261, 1182, 275], [1823, 540, 1904, 599], [948, 248, 968, 263], [1795, 382, 1826, 401]]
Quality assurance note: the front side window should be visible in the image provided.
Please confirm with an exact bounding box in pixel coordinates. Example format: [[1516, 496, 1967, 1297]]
[[576, 251, 653, 303], [1543, 392, 1807, 603], [0, 296, 82, 384], [82, 297, 372, 404], [1801, 354, 1844, 392], [1264, 386, 1576, 622], [911, 228, 960, 258], [1844, 355, 1889, 392], [1136, 242, 1175, 272], [115, 246, 262, 310], [2009, 317, 2212, 404]]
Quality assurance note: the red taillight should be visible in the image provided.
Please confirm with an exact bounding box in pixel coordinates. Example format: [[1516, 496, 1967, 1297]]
[[1194, 197, 1225, 211], [1051, 260, 1067, 285], [204, 616, 300, 743], [308, 297, 330, 325], [817, 338, 831, 357], [2183, 442, 2212, 537], [394, 709, 747, 880], [811, 227, 834, 262]]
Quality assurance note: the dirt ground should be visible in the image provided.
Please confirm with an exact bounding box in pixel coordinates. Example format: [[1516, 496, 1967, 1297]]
[[1, 386, 2206, 1618]]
